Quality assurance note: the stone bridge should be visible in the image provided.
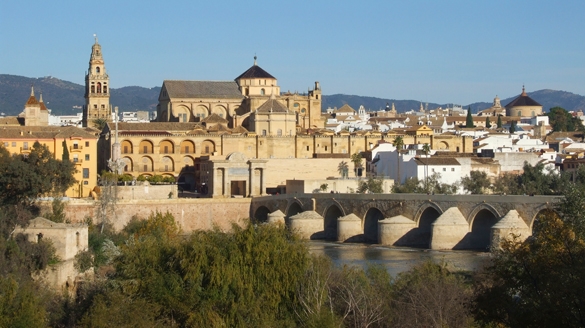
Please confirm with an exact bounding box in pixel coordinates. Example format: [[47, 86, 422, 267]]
[[251, 193, 561, 250]]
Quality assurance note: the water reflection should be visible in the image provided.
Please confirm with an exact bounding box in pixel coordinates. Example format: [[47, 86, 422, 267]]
[[308, 241, 492, 277]]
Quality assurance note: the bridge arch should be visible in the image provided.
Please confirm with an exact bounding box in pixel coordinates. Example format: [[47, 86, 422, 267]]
[[323, 203, 345, 240], [413, 203, 443, 248], [286, 201, 304, 226], [254, 206, 271, 223], [364, 207, 385, 243], [531, 207, 561, 234], [468, 204, 501, 250]]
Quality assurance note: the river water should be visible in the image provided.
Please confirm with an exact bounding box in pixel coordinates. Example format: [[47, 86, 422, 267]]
[[308, 241, 492, 277]]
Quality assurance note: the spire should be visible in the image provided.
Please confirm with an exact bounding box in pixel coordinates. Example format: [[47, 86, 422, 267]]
[[30, 84, 34, 97], [254, 55, 257, 66], [39, 92, 43, 103], [94, 33, 98, 44], [521, 85, 527, 96]]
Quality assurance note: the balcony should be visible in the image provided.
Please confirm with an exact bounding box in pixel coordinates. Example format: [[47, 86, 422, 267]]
[[72, 159, 83, 165], [70, 145, 83, 152], [20, 147, 30, 154]]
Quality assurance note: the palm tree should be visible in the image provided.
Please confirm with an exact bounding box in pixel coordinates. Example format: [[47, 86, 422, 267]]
[[350, 153, 363, 177], [422, 143, 431, 192], [392, 136, 404, 185], [337, 161, 349, 179]]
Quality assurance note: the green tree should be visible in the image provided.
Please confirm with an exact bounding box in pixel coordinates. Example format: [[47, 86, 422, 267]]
[[92, 118, 108, 131], [0, 275, 48, 328], [474, 185, 585, 327], [337, 161, 349, 179], [61, 139, 69, 161], [497, 115, 503, 129], [509, 120, 517, 134], [350, 153, 363, 177], [485, 116, 491, 129], [492, 172, 521, 195], [461, 171, 491, 194], [422, 143, 431, 192], [546, 106, 585, 132], [392, 261, 473, 327], [392, 136, 405, 185], [0, 142, 76, 205], [357, 177, 384, 194], [392, 177, 422, 193], [466, 106, 474, 128], [108, 214, 311, 327]]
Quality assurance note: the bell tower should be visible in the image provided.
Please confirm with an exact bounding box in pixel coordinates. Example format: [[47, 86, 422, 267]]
[[83, 35, 111, 128]]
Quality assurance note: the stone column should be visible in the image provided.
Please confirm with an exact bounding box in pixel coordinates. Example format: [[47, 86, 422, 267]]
[[248, 165, 254, 197], [378, 215, 416, 246], [337, 214, 362, 242], [223, 168, 230, 197], [260, 168, 266, 196], [430, 207, 469, 250]]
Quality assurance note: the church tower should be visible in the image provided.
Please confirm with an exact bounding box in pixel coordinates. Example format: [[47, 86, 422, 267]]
[[83, 35, 111, 128]]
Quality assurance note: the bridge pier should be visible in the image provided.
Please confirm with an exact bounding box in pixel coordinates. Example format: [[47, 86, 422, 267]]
[[378, 216, 416, 246], [289, 211, 324, 240], [267, 210, 285, 225], [491, 210, 531, 249], [430, 207, 469, 250], [337, 214, 363, 242]]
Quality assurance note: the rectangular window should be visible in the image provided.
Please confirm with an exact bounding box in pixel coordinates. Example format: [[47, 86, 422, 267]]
[[11, 142, 16, 147], [451, 168, 455, 171], [84, 181, 88, 185], [85, 154, 90, 161], [3, 142, 7, 147], [83, 168, 89, 179], [85, 141, 89, 147], [306, 146, 309, 151], [73, 155, 79, 162], [23, 142, 28, 150], [143, 146, 148, 153], [443, 168, 446, 172], [73, 143, 79, 149], [124, 146, 128, 153], [262, 130, 267, 136], [143, 165, 147, 172], [164, 146, 168, 154]]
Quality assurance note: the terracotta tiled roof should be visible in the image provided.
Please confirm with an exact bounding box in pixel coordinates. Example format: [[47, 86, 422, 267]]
[[26, 95, 39, 105], [110, 122, 201, 132], [256, 99, 292, 113], [505, 91, 542, 108], [163, 80, 243, 99], [0, 117, 23, 126], [415, 157, 460, 166], [235, 65, 276, 80], [0, 126, 96, 139], [335, 104, 356, 113], [202, 113, 228, 124]]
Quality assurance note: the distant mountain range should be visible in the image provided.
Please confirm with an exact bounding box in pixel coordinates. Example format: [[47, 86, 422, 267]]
[[1, 74, 584, 116]]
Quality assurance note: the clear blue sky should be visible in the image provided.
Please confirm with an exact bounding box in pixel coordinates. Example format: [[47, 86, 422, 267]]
[[1, 0, 584, 105]]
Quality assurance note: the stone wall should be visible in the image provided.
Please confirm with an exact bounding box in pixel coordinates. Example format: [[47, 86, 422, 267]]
[[115, 183, 179, 200], [61, 198, 252, 232]]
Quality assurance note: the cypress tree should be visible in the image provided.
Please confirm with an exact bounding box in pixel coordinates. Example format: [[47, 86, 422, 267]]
[[62, 139, 69, 161], [497, 115, 503, 128], [466, 106, 474, 128], [486, 116, 491, 128], [509, 121, 517, 134]]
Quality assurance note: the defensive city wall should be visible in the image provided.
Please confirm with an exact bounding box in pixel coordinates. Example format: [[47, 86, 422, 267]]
[[61, 193, 560, 251]]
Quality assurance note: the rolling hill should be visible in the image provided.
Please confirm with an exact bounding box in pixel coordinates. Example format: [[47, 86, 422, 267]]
[[1, 74, 584, 116]]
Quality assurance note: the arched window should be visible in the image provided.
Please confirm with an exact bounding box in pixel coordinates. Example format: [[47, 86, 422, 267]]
[[96, 66, 100, 74], [260, 88, 265, 96], [91, 85, 95, 93], [103, 86, 107, 94], [277, 129, 282, 136], [97, 82, 102, 93]]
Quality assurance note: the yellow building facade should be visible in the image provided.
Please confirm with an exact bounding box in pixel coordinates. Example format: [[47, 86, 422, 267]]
[[98, 122, 473, 193], [0, 126, 98, 198]]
